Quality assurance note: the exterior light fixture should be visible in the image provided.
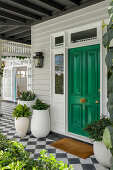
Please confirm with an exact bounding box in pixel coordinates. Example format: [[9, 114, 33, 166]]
[[33, 52, 44, 68]]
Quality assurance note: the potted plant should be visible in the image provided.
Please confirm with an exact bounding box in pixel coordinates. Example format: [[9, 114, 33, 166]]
[[31, 99, 50, 138], [84, 117, 112, 168], [18, 91, 36, 107], [18, 91, 36, 131], [12, 104, 32, 137]]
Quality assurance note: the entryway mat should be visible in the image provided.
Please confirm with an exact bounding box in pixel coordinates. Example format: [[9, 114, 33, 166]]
[[50, 137, 93, 159]]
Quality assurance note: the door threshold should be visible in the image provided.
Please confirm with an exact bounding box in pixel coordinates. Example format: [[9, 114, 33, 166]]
[[51, 130, 92, 144], [65, 132, 92, 144]]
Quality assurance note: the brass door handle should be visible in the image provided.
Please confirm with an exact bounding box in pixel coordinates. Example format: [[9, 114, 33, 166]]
[[95, 101, 99, 104], [80, 98, 86, 103]]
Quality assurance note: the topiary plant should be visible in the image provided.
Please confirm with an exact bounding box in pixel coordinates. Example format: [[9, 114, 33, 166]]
[[102, 1, 113, 169], [20, 91, 36, 101], [32, 99, 49, 110], [12, 104, 32, 119]]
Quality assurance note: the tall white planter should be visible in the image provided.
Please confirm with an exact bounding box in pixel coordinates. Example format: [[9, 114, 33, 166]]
[[18, 100, 35, 131], [93, 141, 112, 168], [15, 117, 29, 137], [31, 109, 50, 138]]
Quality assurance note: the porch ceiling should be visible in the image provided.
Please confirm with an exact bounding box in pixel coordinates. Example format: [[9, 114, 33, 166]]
[[0, 0, 105, 45]]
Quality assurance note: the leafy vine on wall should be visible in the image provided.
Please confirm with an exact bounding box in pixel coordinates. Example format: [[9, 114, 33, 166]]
[[102, 1, 113, 169]]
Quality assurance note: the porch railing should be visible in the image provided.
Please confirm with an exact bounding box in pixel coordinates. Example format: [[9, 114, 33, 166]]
[[1, 39, 31, 57]]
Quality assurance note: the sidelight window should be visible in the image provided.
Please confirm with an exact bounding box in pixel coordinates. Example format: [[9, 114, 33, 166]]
[[55, 54, 64, 94]]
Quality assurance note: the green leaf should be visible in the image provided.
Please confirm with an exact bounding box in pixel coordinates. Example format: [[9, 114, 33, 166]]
[[12, 104, 32, 118], [108, 15, 113, 30], [20, 91, 36, 101], [108, 93, 113, 104], [103, 126, 112, 149], [105, 49, 113, 68], [103, 29, 113, 48], [32, 99, 49, 110], [108, 1, 113, 17], [108, 74, 113, 92]]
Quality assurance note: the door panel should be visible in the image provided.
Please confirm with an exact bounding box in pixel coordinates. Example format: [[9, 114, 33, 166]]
[[85, 105, 98, 125], [71, 104, 82, 128], [68, 44, 100, 136], [71, 51, 83, 96], [85, 50, 98, 97]]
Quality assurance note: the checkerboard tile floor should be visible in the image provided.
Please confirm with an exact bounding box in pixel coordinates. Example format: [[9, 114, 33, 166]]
[[0, 101, 109, 170]]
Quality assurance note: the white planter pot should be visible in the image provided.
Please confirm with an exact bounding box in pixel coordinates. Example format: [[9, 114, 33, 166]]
[[93, 141, 112, 168], [15, 117, 29, 137], [31, 109, 50, 138], [18, 100, 35, 131], [18, 100, 35, 108]]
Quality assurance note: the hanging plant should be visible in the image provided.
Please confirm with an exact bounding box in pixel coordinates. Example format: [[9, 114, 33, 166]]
[[0, 61, 5, 77], [2, 56, 30, 60], [102, 1, 113, 169], [0, 68, 2, 76]]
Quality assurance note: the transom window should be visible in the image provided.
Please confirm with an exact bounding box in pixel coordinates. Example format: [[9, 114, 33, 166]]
[[71, 28, 97, 43]]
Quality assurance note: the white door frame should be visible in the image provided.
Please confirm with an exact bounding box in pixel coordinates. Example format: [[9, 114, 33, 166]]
[[50, 20, 108, 143]]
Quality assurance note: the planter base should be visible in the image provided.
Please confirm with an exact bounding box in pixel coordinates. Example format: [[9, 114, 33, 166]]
[[93, 141, 112, 168], [31, 109, 50, 138], [15, 117, 29, 137]]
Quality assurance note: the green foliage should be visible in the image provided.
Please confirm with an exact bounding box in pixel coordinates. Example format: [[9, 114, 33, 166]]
[[103, 127, 112, 149], [32, 99, 49, 110], [0, 62, 5, 77], [55, 74, 64, 94], [105, 49, 113, 69], [0, 68, 2, 76], [20, 91, 36, 101], [102, 2, 113, 168], [2, 56, 30, 60], [103, 29, 113, 48], [84, 117, 111, 141], [0, 132, 73, 170], [12, 104, 32, 119]]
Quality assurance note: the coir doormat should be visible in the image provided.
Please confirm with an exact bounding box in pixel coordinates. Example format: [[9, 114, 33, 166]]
[[50, 137, 93, 159]]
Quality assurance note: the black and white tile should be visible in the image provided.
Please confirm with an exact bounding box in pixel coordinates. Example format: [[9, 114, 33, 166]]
[[0, 101, 109, 170]]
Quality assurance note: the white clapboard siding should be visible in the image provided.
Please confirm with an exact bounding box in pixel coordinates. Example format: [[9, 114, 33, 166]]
[[31, 0, 109, 105]]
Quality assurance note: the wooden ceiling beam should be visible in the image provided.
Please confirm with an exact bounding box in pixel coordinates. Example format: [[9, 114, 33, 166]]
[[0, 26, 18, 33], [39, 0, 65, 11], [0, 2, 41, 20], [0, 34, 30, 44], [14, 30, 31, 39], [0, 17, 7, 23], [5, 27, 30, 37], [0, 11, 26, 23], [69, 0, 81, 6], [10, 0, 52, 16]]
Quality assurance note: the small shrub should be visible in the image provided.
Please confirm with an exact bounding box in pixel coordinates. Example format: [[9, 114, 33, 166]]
[[84, 117, 111, 141], [32, 99, 49, 110], [12, 104, 32, 119], [20, 91, 36, 101], [0, 132, 73, 170]]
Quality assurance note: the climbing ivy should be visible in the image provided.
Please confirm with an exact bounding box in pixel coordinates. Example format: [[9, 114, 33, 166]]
[[102, 1, 113, 169]]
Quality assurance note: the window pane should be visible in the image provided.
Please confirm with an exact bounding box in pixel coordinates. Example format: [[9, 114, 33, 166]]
[[71, 28, 97, 43], [55, 36, 64, 46], [55, 54, 64, 94]]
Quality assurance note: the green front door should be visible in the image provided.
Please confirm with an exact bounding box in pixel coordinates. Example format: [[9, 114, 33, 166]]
[[68, 44, 100, 136]]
